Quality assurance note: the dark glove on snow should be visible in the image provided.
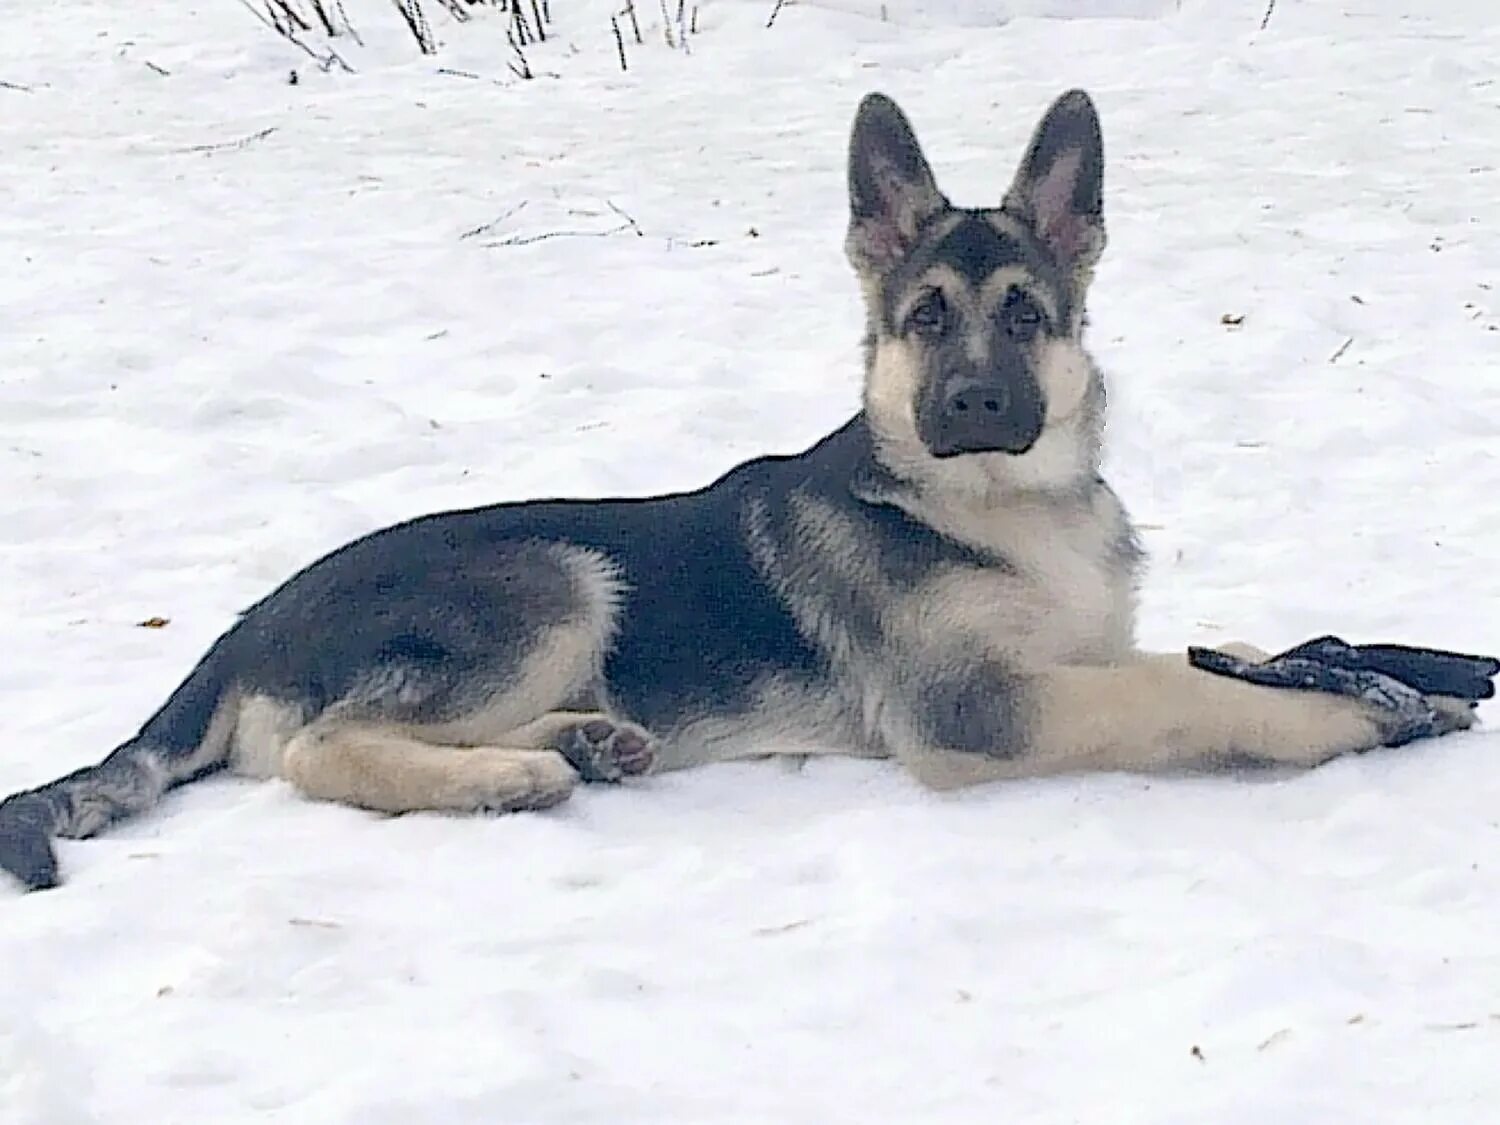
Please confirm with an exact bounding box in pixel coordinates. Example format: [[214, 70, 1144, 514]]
[[1187, 635, 1500, 748]]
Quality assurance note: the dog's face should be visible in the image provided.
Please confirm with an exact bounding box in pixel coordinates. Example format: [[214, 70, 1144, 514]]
[[846, 90, 1107, 494]]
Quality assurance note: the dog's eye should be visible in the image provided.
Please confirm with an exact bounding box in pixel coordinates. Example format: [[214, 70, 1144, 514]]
[[906, 291, 949, 337], [1003, 289, 1045, 339]]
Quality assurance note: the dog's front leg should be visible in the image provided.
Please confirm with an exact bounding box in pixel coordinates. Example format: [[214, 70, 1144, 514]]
[[893, 652, 1474, 790]]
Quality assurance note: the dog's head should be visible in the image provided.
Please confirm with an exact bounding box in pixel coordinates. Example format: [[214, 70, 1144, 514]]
[[846, 90, 1107, 496]]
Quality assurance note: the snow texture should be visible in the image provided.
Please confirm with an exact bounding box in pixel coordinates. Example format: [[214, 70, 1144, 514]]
[[2, 0, 1499, 1121]]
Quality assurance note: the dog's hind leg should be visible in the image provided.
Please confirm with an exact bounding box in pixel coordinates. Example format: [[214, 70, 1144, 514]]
[[281, 722, 578, 814], [250, 545, 656, 815], [0, 540, 646, 890], [279, 712, 657, 815]]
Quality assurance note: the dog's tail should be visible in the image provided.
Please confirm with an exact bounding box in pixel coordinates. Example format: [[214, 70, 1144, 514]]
[[0, 635, 240, 892]]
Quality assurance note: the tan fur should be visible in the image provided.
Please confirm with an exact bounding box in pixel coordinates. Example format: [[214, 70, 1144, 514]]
[[419, 621, 606, 748], [896, 650, 1471, 791], [884, 489, 1136, 668], [660, 678, 876, 771], [1035, 337, 1093, 425], [229, 695, 306, 780], [281, 721, 577, 815]]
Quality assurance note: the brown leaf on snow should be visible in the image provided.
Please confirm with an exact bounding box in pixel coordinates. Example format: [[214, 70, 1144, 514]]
[[137, 616, 171, 629], [1220, 313, 1245, 326]]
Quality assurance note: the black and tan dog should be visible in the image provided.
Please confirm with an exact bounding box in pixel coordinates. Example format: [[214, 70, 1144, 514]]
[[3, 90, 1493, 892]]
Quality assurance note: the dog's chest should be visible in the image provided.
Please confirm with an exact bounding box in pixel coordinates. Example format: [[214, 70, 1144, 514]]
[[898, 497, 1137, 666]]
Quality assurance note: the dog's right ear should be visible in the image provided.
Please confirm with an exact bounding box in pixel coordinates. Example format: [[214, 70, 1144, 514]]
[[846, 93, 948, 276]]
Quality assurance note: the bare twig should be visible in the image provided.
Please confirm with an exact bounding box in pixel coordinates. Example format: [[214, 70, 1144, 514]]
[[0, 80, 32, 92], [766, 0, 785, 28], [268, 0, 311, 33], [660, 0, 675, 46], [1258, 0, 1275, 30], [143, 60, 171, 77], [333, 0, 365, 44], [460, 200, 529, 240], [472, 202, 716, 250], [606, 200, 643, 236], [235, 0, 355, 72], [690, 4, 698, 34], [531, 0, 547, 40], [611, 15, 628, 71], [179, 126, 279, 155], [392, 0, 436, 53], [511, 1, 534, 44], [485, 224, 634, 248], [623, 0, 642, 44], [507, 28, 533, 77], [306, 0, 337, 36], [1328, 336, 1353, 364], [437, 66, 503, 84]]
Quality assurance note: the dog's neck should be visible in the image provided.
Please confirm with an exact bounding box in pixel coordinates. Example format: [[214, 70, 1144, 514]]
[[846, 410, 1105, 558]]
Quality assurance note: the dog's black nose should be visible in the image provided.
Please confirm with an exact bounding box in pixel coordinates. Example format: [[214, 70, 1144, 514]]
[[930, 379, 1044, 457]]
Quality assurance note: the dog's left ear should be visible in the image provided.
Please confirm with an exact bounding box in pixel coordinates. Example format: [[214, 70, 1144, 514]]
[[1003, 89, 1106, 279]]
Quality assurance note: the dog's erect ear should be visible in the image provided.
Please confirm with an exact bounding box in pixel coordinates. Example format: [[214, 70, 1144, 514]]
[[846, 93, 948, 275], [1002, 89, 1105, 278]]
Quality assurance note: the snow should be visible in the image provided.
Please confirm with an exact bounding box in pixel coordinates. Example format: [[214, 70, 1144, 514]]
[[2, 0, 1499, 1119]]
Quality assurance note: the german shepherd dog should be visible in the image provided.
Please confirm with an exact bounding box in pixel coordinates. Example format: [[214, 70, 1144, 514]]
[[2, 90, 1492, 892]]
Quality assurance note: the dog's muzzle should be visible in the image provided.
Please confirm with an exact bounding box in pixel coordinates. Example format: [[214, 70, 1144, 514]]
[[928, 378, 1045, 458]]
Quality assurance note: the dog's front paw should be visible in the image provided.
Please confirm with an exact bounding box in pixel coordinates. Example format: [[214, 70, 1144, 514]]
[[1425, 695, 1478, 736], [555, 718, 656, 783], [1190, 646, 1476, 750]]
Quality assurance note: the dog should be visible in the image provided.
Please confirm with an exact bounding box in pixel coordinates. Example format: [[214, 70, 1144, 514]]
[[0, 89, 1480, 893]]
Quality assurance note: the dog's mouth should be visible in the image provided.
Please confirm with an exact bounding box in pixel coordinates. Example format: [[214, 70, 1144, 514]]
[[928, 433, 1040, 459], [924, 406, 1045, 459]]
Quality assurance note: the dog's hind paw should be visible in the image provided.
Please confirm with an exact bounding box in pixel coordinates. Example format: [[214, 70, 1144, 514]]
[[554, 718, 656, 783], [464, 750, 577, 815]]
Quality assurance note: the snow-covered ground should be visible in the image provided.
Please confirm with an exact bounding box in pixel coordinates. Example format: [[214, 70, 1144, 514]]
[[2, 0, 1498, 1120]]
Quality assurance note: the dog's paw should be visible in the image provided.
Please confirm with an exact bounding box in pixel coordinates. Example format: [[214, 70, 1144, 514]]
[[1188, 647, 1476, 752], [465, 750, 578, 815], [1427, 694, 1478, 735], [555, 718, 656, 783]]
